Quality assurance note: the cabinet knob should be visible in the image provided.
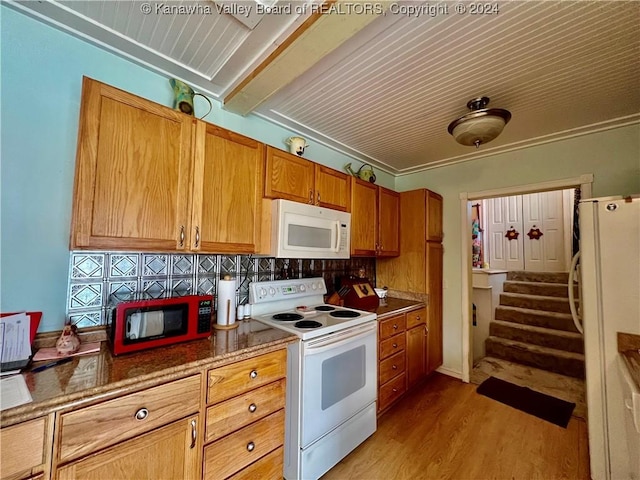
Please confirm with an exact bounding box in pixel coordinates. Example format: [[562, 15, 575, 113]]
[[248, 403, 257, 413], [392, 343, 397, 348], [392, 388, 398, 393], [392, 365, 397, 370], [416, 315, 421, 321], [134, 408, 149, 421], [247, 441, 256, 452], [393, 324, 398, 330], [250, 370, 258, 379]]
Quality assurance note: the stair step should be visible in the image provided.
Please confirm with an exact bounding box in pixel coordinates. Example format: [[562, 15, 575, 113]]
[[490, 320, 584, 354], [495, 306, 579, 333], [485, 336, 585, 379], [503, 280, 578, 298], [500, 292, 576, 314], [506, 271, 570, 283]]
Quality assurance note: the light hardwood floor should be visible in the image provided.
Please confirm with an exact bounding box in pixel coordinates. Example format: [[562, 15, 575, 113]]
[[322, 373, 590, 480]]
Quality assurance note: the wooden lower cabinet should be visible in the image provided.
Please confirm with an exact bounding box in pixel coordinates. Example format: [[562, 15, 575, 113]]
[[377, 314, 407, 414], [55, 415, 199, 480], [1, 415, 52, 480], [378, 307, 430, 415], [203, 349, 287, 480]]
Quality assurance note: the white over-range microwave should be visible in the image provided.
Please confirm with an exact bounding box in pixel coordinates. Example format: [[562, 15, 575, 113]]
[[271, 199, 351, 259]]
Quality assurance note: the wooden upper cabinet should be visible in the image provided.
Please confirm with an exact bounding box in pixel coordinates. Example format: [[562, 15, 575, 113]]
[[378, 186, 400, 256], [71, 77, 266, 254], [264, 147, 315, 204], [350, 178, 378, 256], [314, 164, 351, 212], [264, 147, 351, 211], [426, 190, 444, 241], [193, 123, 264, 253], [71, 77, 192, 250]]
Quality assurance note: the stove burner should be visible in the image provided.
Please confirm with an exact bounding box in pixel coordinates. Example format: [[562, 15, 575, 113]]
[[315, 305, 336, 311], [330, 310, 360, 318], [273, 313, 304, 321], [295, 320, 322, 329]]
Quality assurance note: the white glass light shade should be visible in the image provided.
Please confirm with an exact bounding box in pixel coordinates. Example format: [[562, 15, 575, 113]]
[[450, 113, 508, 146], [447, 97, 511, 148]]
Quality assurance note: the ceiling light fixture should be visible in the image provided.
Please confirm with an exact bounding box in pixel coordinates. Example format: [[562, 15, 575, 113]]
[[447, 97, 511, 148]]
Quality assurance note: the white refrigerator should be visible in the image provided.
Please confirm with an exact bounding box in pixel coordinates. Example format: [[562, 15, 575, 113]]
[[578, 195, 640, 480]]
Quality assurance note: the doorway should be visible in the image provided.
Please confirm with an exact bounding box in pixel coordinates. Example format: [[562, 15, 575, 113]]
[[459, 174, 593, 383]]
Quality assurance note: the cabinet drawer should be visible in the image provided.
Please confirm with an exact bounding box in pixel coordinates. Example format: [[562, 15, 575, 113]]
[[379, 351, 406, 385], [379, 314, 406, 340], [227, 445, 284, 480], [205, 379, 285, 443], [378, 373, 406, 413], [58, 375, 200, 463], [1, 417, 47, 480], [207, 349, 286, 405], [379, 332, 406, 360], [203, 410, 285, 480], [406, 308, 427, 329]]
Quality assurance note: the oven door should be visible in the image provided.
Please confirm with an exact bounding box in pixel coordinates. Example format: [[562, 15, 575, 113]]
[[300, 321, 377, 447]]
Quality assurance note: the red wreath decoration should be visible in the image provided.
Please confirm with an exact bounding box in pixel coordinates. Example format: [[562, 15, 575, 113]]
[[527, 227, 544, 240], [505, 228, 519, 241]]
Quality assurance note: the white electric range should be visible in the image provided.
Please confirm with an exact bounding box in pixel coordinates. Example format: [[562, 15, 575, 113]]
[[249, 277, 378, 480]]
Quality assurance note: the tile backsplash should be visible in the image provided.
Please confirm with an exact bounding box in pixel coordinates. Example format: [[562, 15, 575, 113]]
[[67, 251, 376, 328]]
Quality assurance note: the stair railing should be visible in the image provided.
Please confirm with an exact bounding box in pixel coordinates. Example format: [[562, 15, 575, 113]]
[[568, 251, 583, 334]]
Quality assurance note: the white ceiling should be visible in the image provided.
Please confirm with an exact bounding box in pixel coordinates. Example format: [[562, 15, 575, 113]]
[[11, 0, 640, 175]]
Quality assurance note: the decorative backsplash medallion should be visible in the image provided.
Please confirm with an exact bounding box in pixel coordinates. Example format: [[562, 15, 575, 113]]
[[67, 251, 375, 328]]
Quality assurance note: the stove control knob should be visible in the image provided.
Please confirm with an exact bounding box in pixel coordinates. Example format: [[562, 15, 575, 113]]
[[311, 283, 317, 290], [269, 287, 276, 297], [299, 284, 306, 292], [259, 288, 267, 298]]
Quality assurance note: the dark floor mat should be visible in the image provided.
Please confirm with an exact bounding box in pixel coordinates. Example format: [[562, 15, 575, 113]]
[[476, 376, 575, 428]]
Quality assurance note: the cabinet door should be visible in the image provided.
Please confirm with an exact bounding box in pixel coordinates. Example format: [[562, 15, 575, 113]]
[[71, 77, 192, 250], [264, 147, 314, 204], [56, 415, 200, 480], [406, 325, 427, 388], [193, 123, 265, 253], [426, 190, 443, 242], [350, 178, 378, 256], [314, 165, 351, 212], [426, 241, 443, 373], [1, 416, 50, 480], [378, 186, 400, 256]]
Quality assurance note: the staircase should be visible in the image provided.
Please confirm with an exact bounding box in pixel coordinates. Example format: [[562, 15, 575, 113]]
[[485, 271, 585, 379]]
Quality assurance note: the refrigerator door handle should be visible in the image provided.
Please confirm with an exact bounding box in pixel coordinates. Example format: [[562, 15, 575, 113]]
[[568, 251, 583, 334]]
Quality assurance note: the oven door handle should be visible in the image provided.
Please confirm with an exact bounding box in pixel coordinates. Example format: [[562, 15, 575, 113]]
[[303, 321, 377, 355]]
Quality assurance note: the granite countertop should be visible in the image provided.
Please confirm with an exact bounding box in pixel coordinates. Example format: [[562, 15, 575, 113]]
[[1, 320, 295, 427], [371, 297, 426, 319], [618, 332, 640, 391]]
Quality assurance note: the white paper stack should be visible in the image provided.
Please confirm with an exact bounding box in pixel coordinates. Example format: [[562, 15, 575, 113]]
[[0, 313, 32, 372]]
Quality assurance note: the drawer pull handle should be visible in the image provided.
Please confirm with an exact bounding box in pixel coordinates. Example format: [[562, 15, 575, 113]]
[[134, 408, 149, 421], [250, 370, 258, 379], [392, 365, 398, 370], [393, 324, 398, 330], [392, 343, 398, 348], [416, 316, 421, 320], [247, 441, 256, 452], [392, 388, 398, 393], [248, 403, 257, 413], [190, 419, 197, 449]]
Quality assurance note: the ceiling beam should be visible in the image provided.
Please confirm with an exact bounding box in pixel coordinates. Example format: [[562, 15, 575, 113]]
[[223, 0, 386, 116]]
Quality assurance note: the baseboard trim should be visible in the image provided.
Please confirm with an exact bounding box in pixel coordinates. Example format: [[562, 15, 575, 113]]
[[436, 366, 463, 380]]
